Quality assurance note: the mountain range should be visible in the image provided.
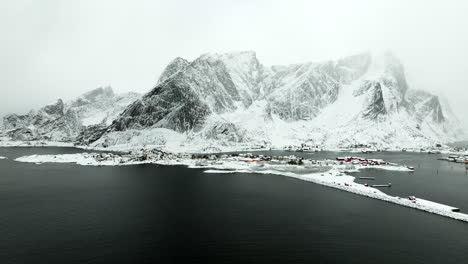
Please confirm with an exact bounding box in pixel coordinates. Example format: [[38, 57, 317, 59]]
[[1, 87, 140, 142], [1, 51, 465, 151]]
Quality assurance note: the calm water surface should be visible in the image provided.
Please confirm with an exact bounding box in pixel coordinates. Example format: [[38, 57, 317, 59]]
[[0, 147, 467, 264]]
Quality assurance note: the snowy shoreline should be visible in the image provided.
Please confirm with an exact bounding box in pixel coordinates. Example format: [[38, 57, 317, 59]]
[[2, 139, 467, 157], [0, 140, 74, 148], [14, 151, 468, 223]]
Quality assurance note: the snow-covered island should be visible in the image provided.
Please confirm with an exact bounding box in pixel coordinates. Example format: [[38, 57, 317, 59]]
[[15, 150, 468, 223]]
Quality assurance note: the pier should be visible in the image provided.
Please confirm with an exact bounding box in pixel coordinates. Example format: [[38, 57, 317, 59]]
[[371, 183, 392, 188], [359, 177, 375, 180]]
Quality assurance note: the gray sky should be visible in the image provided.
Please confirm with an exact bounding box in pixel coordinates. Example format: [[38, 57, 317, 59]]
[[1, 0, 467, 131]]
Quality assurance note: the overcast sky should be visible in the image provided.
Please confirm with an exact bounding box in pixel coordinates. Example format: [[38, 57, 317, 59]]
[[1, 0, 467, 130]]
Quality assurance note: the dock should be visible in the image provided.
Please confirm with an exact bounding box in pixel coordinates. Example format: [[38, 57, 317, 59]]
[[372, 183, 392, 188], [440, 156, 468, 164]]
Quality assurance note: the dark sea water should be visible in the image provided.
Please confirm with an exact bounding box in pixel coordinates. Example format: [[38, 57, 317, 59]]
[[1, 147, 468, 264]]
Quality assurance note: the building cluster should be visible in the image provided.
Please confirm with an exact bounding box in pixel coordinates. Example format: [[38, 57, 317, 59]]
[[86, 149, 410, 174], [336, 157, 396, 166], [284, 144, 323, 152]]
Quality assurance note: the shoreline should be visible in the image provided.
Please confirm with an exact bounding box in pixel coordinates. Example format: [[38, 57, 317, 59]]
[[1, 139, 467, 156]]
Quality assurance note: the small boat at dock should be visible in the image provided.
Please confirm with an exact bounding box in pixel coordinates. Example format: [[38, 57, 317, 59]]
[[372, 183, 392, 188], [441, 155, 468, 164], [359, 177, 375, 180]]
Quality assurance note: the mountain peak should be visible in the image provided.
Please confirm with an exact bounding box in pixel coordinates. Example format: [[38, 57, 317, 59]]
[[223, 50, 257, 58], [200, 50, 257, 61], [42, 99, 65, 115], [82, 86, 115, 102], [157, 57, 189, 84], [367, 50, 404, 72]]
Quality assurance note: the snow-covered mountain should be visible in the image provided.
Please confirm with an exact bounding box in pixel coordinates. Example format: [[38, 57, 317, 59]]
[[1, 87, 140, 142], [85, 51, 465, 151], [2, 51, 464, 151]]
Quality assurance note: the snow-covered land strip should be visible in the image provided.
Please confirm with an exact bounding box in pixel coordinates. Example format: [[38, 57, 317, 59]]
[[292, 171, 468, 222], [0, 140, 74, 148], [14, 154, 145, 166], [14, 152, 468, 223], [16, 154, 97, 165], [358, 165, 412, 172], [203, 169, 238, 174]]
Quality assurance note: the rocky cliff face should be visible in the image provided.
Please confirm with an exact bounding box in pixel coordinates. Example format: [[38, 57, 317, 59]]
[[109, 51, 374, 132], [3, 99, 80, 141], [407, 90, 446, 124], [110, 77, 211, 132], [2, 87, 140, 142], [157, 57, 190, 84]]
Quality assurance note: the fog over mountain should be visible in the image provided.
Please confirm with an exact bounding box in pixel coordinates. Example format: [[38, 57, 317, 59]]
[[1, 0, 467, 136]]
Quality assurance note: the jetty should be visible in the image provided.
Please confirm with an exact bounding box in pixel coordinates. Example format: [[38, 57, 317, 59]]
[[372, 183, 392, 188], [415, 198, 461, 213], [439, 155, 468, 164]]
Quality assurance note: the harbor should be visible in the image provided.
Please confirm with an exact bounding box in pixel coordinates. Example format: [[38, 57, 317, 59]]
[[438, 155, 468, 164]]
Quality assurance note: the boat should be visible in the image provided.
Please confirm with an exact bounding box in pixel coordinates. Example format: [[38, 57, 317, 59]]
[[359, 176, 375, 180], [372, 183, 392, 188], [447, 156, 458, 162]]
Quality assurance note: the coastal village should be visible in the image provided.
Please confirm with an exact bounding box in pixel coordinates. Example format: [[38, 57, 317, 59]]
[[87, 148, 412, 170], [283, 143, 468, 164]]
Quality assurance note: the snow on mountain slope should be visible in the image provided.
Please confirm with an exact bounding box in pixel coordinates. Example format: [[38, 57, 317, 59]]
[[1, 87, 140, 142], [212, 51, 267, 107], [87, 50, 464, 152], [73, 87, 141, 126], [265, 52, 372, 120], [4, 51, 461, 151], [157, 57, 190, 85]]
